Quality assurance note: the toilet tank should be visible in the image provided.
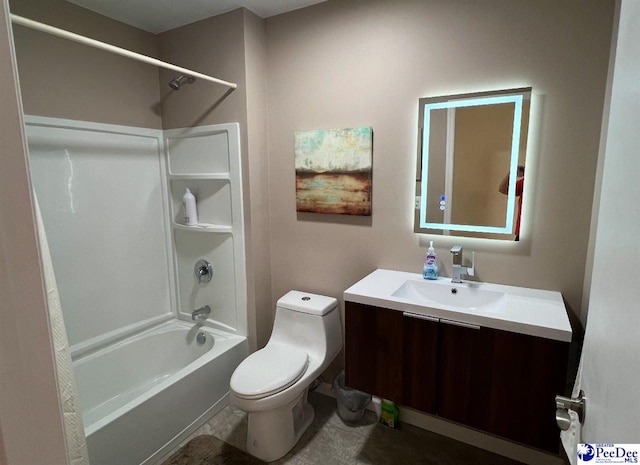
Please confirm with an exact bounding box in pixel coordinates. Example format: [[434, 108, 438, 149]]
[[269, 291, 342, 363], [277, 291, 336, 315]]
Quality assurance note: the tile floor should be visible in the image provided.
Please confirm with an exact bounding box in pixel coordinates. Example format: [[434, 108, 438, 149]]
[[164, 390, 526, 464]]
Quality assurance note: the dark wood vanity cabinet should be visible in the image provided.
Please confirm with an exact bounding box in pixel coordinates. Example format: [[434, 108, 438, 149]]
[[344, 301, 570, 453], [344, 301, 407, 403]]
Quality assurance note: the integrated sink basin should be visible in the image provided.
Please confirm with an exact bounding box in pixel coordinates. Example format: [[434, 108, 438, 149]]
[[344, 269, 572, 342], [392, 279, 506, 311]]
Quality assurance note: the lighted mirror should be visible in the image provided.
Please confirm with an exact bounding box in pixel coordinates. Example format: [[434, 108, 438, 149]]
[[414, 88, 531, 240]]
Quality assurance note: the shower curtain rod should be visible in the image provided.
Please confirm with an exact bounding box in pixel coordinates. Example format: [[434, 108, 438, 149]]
[[10, 14, 238, 90]]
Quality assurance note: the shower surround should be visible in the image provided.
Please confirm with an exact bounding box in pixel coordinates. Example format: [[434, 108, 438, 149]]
[[25, 116, 248, 464]]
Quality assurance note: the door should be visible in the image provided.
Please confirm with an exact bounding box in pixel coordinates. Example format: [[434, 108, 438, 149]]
[[565, 0, 640, 458]]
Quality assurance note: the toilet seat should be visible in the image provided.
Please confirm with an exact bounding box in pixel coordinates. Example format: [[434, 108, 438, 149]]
[[230, 344, 308, 400]]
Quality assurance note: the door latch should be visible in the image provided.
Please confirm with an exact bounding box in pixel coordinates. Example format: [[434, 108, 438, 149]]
[[555, 390, 586, 430]]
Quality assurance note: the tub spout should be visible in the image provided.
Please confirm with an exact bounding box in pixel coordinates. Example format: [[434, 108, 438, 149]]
[[192, 305, 211, 321]]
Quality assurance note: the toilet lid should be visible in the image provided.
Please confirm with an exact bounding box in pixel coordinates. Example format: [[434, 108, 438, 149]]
[[230, 344, 309, 400]]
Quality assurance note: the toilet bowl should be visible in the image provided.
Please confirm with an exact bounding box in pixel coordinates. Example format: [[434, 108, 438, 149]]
[[230, 290, 343, 462]]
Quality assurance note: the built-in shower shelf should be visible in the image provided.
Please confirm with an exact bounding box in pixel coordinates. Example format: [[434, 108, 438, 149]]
[[168, 174, 230, 181], [165, 123, 245, 340], [172, 223, 232, 233]]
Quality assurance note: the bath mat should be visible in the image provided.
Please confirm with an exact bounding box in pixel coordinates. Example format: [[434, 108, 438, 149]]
[[161, 435, 265, 465]]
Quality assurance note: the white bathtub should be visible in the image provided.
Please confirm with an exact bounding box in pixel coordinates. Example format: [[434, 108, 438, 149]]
[[73, 320, 248, 465]]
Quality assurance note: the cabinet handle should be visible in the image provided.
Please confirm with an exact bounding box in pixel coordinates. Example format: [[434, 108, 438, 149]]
[[440, 318, 480, 330], [402, 312, 439, 323]]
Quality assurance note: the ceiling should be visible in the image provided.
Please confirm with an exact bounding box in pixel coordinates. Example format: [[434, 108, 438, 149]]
[[64, 0, 328, 34]]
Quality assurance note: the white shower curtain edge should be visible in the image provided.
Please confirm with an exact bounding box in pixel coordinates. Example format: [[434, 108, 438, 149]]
[[33, 192, 89, 465]]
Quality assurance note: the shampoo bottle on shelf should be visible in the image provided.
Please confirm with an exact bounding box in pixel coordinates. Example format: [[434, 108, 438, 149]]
[[182, 188, 198, 226], [423, 240, 438, 280]]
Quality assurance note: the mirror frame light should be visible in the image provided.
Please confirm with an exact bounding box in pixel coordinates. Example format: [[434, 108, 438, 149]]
[[416, 87, 531, 237]]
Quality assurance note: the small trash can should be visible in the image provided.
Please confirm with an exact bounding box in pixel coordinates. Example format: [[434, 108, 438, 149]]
[[333, 370, 372, 423]]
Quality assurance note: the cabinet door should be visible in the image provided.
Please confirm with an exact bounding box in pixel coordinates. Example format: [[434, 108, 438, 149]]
[[345, 302, 404, 401], [482, 328, 569, 452], [437, 320, 493, 429], [438, 321, 569, 453], [345, 302, 439, 412], [401, 313, 439, 414], [346, 302, 568, 452]]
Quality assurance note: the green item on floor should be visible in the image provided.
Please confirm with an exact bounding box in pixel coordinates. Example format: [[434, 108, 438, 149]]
[[379, 399, 399, 428]]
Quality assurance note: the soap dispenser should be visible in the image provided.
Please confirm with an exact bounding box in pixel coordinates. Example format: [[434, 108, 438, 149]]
[[423, 241, 438, 280]]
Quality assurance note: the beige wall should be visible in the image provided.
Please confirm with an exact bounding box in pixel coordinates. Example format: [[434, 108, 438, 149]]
[[265, 0, 614, 346], [242, 10, 273, 348], [10, 0, 162, 128], [157, 9, 247, 131], [0, 0, 67, 462]]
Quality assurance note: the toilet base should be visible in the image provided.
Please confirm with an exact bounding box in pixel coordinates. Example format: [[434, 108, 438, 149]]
[[246, 390, 315, 462]]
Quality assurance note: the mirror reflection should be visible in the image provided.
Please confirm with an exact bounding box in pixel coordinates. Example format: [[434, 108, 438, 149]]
[[414, 88, 531, 240]]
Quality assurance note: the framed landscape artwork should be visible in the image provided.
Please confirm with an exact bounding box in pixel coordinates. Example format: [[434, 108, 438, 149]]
[[294, 127, 373, 216]]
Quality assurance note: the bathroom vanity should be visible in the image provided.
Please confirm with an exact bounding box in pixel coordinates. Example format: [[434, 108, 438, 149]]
[[344, 269, 572, 453]]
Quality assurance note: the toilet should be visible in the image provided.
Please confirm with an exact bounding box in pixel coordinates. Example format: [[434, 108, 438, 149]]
[[229, 290, 343, 462]]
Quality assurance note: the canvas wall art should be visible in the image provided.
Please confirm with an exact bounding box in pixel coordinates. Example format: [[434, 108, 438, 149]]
[[294, 127, 373, 216]]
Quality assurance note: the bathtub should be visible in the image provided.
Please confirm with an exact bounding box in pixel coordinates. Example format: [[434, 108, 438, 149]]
[[73, 320, 248, 465]]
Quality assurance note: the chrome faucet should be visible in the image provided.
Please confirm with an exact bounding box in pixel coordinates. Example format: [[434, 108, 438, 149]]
[[192, 305, 211, 321], [450, 245, 475, 283]]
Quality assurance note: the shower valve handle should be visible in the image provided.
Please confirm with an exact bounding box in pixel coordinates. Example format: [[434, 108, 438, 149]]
[[195, 260, 212, 284]]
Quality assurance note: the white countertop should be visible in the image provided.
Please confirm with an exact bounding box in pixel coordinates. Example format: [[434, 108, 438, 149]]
[[343, 269, 572, 342]]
